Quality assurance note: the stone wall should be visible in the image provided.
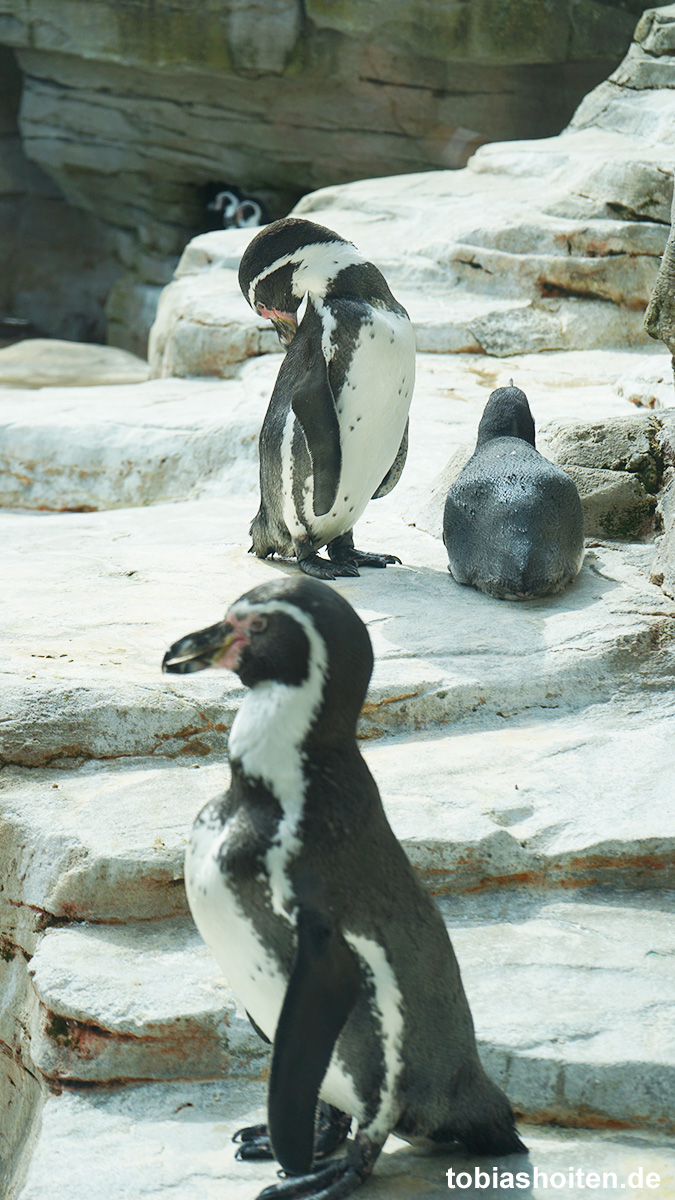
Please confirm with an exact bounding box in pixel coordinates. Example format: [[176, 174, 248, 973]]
[[0, 46, 121, 343], [0, 0, 652, 351]]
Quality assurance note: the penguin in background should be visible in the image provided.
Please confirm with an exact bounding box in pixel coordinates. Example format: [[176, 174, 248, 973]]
[[163, 576, 527, 1200], [238, 218, 415, 579], [443, 383, 584, 600], [203, 183, 269, 230]]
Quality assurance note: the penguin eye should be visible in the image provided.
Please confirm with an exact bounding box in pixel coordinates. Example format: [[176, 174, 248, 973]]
[[248, 615, 267, 634]]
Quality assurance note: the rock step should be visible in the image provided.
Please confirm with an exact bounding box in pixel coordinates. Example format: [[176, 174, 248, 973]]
[[19, 892, 675, 1135], [2, 696, 675, 944], [3, 490, 674, 767], [24, 918, 266, 1086], [0, 348, 636, 512], [15, 1077, 675, 1200]]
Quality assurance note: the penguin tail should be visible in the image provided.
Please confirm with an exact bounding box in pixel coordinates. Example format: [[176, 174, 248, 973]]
[[444, 1065, 528, 1157], [460, 1117, 528, 1158]]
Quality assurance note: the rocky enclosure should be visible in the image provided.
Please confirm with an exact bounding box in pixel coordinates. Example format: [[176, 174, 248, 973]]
[[0, 0, 655, 351], [2, 5, 675, 1199]]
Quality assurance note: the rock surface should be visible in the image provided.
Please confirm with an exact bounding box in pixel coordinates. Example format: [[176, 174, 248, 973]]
[[150, 0, 675, 375], [0, 339, 148, 388], [0, 0, 662, 352]]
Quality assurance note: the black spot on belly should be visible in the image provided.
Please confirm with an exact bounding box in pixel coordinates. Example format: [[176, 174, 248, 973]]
[[349, 425, 354, 432]]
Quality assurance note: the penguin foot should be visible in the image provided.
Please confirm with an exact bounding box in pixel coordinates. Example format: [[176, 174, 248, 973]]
[[234, 1123, 272, 1161], [338, 548, 402, 570], [234, 1106, 351, 1163], [327, 532, 401, 571], [298, 554, 360, 580], [256, 1132, 381, 1200], [256, 1158, 362, 1200]]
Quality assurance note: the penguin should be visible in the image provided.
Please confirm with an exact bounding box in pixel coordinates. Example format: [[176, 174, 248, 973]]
[[238, 217, 415, 579], [204, 183, 269, 230], [163, 576, 527, 1200], [443, 383, 584, 600]]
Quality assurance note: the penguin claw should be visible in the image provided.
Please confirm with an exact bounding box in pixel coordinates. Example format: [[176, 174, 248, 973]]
[[328, 546, 402, 570], [257, 1158, 362, 1200], [235, 1136, 274, 1161], [233, 1123, 268, 1144]]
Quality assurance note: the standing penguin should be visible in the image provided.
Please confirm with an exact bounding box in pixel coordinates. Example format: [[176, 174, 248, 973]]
[[163, 577, 526, 1200], [238, 218, 415, 579], [443, 384, 584, 600]]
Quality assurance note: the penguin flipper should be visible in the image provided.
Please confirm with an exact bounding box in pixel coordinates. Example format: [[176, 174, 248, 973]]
[[268, 907, 361, 1176], [291, 359, 341, 517], [372, 418, 408, 499]]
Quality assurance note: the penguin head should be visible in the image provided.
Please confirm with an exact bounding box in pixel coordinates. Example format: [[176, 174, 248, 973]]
[[238, 217, 362, 346], [162, 577, 373, 737], [475, 384, 536, 448]]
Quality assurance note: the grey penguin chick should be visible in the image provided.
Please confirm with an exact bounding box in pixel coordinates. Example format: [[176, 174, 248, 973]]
[[163, 577, 527, 1200], [238, 217, 415, 580], [443, 384, 584, 599]]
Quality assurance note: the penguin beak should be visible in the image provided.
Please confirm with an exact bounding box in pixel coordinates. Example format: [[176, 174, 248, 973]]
[[270, 312, 298, 346], [162, 619, 246, 674], [256, 305, 298, 346]]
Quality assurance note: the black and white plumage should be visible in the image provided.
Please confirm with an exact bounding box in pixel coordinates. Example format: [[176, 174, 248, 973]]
[[443, 384, 584, 600], [205, 184, 269, 229], [238, 217, 415, 579], [163, 577, 526, 1200]]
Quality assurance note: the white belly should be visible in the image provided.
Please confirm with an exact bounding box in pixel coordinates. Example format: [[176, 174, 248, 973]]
[[302, 306, 415, 546], [185, 801, 365, 1121], [186, 805, 287, 1039]]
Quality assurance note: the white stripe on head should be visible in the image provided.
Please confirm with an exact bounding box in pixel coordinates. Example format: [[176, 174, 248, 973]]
[[227, 598, 329, 919], [247, 239, 365, 306]]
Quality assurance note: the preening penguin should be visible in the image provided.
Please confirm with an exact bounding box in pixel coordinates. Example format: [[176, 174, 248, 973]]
[[238, 217, 415, 579], [163, 578, 526, 1200], [443, 384, 584, 600]]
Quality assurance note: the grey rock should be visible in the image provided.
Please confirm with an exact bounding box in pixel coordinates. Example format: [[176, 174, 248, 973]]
[[14, 1079, 675, 1200], [0, 339, 147, 388], [27, 920, 267, 1084], [652, 466, 675, 596], [614, 351, 675, 408], [539, 414, 663, 538]]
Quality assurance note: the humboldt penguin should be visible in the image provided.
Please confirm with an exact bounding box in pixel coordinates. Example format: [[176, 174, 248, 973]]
[[238, 217, 415, 579], [443, 384, 584, 599], [163, 577, 527, 1200]]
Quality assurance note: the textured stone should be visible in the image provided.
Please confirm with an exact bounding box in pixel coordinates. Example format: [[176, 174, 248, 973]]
[[27, 920, 266, 1084], [15, 1080, 675, 1200], [2, 689, 674, 947], [652, 467, 675, 596], [0, 371, 270, 509], [0, 339, 148, 388], [614, 351, 675, 408], [18, 893, 675, 1133], [538, 414, 664, 538]]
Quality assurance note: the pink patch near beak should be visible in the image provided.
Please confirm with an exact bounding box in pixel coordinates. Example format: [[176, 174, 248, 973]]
[[258, 306, 297, 325], [213, 634, 249, 671]]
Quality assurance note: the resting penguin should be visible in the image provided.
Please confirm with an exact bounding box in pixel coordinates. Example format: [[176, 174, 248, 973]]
[[163, 577, 527, 1200], [238, 217, 415, 579], [443, 383, 584, 600]]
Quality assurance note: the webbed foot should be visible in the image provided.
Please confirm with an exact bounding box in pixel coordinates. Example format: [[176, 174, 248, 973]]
[[299, 554, 360, 580], [234, 1105, 351, 1163], [255, 1132, 381, 1200], [256, 1158, 362, 1200], [327, 532, 401, 571]]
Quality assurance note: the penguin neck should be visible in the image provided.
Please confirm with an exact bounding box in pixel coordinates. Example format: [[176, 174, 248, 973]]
[[228, 614, 329, 801], [291, 241, 365, 301]]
